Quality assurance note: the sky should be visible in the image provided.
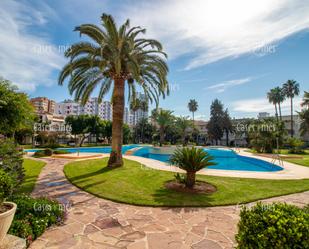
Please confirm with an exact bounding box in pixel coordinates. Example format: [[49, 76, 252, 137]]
[[1, 0, 309, 120]]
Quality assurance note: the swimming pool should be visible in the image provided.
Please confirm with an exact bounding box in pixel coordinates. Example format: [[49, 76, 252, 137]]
[[25, 144, 139, 154], [133, 147, 283, 172]]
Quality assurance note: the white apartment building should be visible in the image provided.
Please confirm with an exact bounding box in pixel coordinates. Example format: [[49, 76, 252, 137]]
[[130, 93, 149, 126], [55, 100, 82, 116], [98, 101, 113, 121], [55, 98, 133, 125]]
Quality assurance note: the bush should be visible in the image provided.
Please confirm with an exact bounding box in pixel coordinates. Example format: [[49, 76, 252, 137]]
[[0, 139, 25, 186], [33, 149, 53, 158], [53, 149, 70, 154], [0, 169, 14, 205], [8, 195, 65, 245], [287, 137, 305, 154], [236, 202, 309, 249]]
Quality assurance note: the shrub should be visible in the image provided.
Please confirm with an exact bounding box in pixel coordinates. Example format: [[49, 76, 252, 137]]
[[0, 139, 25, 186], [169, 147, 216, 188], [287, 137, 305, 154], [236, 202, 309, 249], [53, 149, 70, 154], [33, 149, 53, 158], [8, 195, 65, 245], [0, 169, 14, 206]]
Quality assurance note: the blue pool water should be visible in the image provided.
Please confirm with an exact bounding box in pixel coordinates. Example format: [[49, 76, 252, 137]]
[[25, 144, 139, 154], [133, 147, 283, 172]]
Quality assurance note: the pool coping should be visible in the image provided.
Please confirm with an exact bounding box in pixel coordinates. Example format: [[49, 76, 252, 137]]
[[123, 148, 309, 179], [25, 146, 309, 179]]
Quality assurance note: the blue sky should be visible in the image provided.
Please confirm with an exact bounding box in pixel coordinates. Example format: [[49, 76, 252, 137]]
[[1, 0, 309, 119]]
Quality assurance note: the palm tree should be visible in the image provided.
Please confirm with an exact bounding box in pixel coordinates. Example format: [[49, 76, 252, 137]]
[[283, 80, 300, 137], [58, 14, 169, 167], [151, 109, 174, 146], [301, 91, 309, 108], [298, 109, 309, 136], [273, 87, 285, 120], [188, 99, 198, 125], [130, 98, 141, 125], [267, 89, 279, 122], [169, 147, 216, 188], [175, 116, 192, 146]]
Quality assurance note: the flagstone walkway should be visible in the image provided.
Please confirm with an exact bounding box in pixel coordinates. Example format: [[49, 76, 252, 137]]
[[29, 157, 309, 249]]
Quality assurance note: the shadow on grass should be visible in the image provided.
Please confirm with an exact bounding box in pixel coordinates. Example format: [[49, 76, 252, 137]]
[[66, 165, 114, 182], [151, 182, 215, 208]]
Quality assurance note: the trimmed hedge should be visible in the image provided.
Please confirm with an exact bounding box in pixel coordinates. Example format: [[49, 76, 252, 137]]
[[236, 202, 309, 249]]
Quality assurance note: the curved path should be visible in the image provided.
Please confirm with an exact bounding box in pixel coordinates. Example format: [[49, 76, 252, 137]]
[[29, 157, 309, 249]]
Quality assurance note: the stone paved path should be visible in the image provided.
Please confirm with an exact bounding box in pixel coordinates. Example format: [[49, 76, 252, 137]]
[[29, 158, 309, 249]]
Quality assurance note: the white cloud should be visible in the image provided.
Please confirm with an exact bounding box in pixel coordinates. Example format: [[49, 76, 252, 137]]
[[122, 0, 309, 69], [0, 0, 65, 91], [232, 97, 302, 115], [207, 77, 252, 93]]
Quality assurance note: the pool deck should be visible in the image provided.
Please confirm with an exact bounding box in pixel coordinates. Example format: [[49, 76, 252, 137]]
[[121, 148, 309, 180], [26, 147, 309, 179]]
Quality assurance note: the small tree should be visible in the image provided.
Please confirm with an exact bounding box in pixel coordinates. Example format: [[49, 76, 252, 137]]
[[169, 147, 216, 188]]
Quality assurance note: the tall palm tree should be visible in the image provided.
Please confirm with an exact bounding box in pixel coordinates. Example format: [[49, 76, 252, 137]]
[[151, 109, 174, 146], [298, 109, 309, 136], [188, 99, 198, 124], [273, 87, 285, 120], [58, 14, 169, 167], [283, 80, 300, 137], [301, 91, 309, 108], [267, 89, 279, 122]]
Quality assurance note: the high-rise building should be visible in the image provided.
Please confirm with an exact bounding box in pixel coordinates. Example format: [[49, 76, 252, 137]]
[[30, 97, 55, 115], [130, 92, 149, 126], [55, 98, 133, 125], [98, 101, 113, 121], [55, 99, 82, 116]]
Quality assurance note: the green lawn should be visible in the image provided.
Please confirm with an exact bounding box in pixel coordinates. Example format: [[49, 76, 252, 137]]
[[64, 158, 309, 207], [246, 149, 309, 167], [285, 155, 309, 167], [19, 159, 46, 194]]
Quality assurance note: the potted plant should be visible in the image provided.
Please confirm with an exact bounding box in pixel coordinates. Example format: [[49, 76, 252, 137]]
[[0, 169, 16, 243]]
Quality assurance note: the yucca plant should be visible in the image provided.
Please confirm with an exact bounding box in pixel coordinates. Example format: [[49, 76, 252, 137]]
[[58, 14, 169, 167], [169, 147, 216, 188]]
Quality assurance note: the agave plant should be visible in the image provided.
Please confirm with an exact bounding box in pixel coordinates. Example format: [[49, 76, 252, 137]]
[[169, 147, 216, 188]]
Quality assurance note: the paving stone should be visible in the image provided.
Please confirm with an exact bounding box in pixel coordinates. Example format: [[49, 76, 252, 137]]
[[192, 239, 223, 249], [27, 157, 309, 249], [93, 217, 121, 230]]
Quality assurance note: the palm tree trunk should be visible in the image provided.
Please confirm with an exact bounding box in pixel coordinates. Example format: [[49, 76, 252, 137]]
[[290, 97, 294, 137], [186, 171, 196, 188], [278, 102, 282, 120], [108, 78, 125, 167], [275, 103, 278, 122], [159, 127, 164, 147], [226, 129, 229, 146]]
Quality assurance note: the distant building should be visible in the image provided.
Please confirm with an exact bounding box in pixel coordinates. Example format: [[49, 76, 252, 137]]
[[130, 92, 149, 126], [30, 97, 55, 115], [98, 101, 113, 121], [55, 98, 133, 125], [55, 99, 82, 116]]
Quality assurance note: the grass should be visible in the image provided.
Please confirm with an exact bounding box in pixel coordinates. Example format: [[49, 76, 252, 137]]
[[246, 149, 309, 167], [19, 159, 46, 194], [285, 155, 309, 167], [64, 158, 309, 207]]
